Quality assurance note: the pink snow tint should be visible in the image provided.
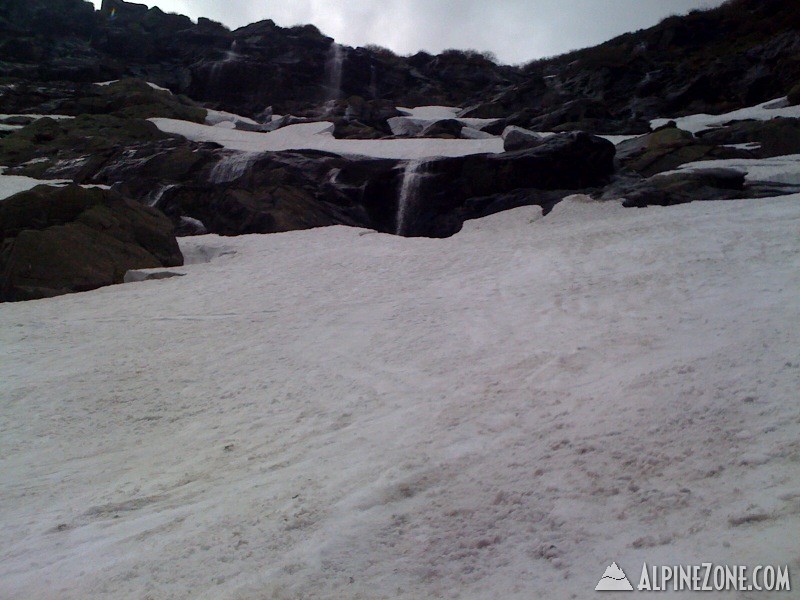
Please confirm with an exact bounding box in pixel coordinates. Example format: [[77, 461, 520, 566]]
[[1, 196, 799, 599]]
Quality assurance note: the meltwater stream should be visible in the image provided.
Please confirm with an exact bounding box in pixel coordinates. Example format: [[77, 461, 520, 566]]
[[395, 160, 427, 236], [324, 43, 345, 101]]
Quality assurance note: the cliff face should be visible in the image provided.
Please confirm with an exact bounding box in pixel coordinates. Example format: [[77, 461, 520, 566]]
[[1, 0, 798, 129]]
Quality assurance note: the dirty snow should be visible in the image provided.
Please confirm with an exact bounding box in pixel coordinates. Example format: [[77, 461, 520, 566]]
[[651, 97, 800, 134], [1, 195, 799, 599]]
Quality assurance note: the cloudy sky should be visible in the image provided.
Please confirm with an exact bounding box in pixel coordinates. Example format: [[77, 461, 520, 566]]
[[90, 0, 727, 64]]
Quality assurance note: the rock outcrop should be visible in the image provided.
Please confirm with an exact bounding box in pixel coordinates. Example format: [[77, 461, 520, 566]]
[[2, 0, 798, 125], [615, 126, 748, 177], [600, 169, 747, 208], [0, 184, 182, 301], [387, 132, 616, 237]]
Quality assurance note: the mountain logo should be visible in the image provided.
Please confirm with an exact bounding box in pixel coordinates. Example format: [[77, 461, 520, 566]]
[[595, 562, 634, 591]]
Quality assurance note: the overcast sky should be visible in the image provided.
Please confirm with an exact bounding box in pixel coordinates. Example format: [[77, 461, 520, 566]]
[[90, 0, 727, 64]]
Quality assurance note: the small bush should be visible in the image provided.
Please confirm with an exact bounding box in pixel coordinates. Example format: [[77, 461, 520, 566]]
[[363, 44, 398, 60]]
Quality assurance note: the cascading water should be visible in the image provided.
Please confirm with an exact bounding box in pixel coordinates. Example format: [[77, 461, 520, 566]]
[[146, 183, 178, 208], [211, 41, 242, 84], [395, 160, 427, 236], [210, 153, 258, 184], [324, 42, 345, 101]]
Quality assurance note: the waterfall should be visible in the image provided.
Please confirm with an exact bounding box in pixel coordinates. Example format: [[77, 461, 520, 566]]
[[211, 41, 242, 84], [324, 42, 345, 101], [395, 160, 427, 236], [146, 183, 178, 208], [210, 153, 258, 184]]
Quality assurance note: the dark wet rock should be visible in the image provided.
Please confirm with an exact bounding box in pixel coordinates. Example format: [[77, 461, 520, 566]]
[[528, 98, 612, 132], [0, 114, 173, 174], [615, 126, 694, 161], [695, 117, 800, 158], [0, 78, 205, 122], [789, 82, 800, 106], [419, 119, 462, 139], [157, 151, 380, 236], [502, 126, 546, 152], [459, 127, 495, 140], [600, 168, 747, 207], [616, 125, 746, 176], [454, 188, 574, 222], [392, 132, 616, 237], [138, 132, 615, 239], [341, 97, 401, 133], [0, 184, 182, 301], [123, 269, 185, 283], [3, 0, 800, 123], [71, 79, 207, 122], [332, 119, 384, 140]]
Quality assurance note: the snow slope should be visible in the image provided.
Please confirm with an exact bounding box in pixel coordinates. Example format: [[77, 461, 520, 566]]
[[1, 196, 799, 599]]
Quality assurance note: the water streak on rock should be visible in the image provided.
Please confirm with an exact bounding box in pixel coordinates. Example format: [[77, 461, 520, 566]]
[[395, 160, 427, 236]]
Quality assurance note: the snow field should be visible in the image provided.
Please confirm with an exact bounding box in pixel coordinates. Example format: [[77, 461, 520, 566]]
[[150, 117, 505, 159], [1, 196, 799, 599]]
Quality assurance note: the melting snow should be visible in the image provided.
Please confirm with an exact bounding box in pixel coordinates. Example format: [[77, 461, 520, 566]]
[[390, 105, 500, 135], [664, 153, 800, 185], [651, 97, 800, 134], [0, 167, 112, 200], [1, 196, 799, 599], [151, 118, 504, 159], [205, 109, 260, 128], [0, 167, 71, 200]]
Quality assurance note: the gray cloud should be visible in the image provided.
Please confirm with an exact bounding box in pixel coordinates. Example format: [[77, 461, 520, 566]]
[[90, 0, 726, 63]]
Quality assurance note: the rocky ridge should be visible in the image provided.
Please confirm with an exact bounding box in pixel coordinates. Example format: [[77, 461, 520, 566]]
[[1, 0, 800, 300]]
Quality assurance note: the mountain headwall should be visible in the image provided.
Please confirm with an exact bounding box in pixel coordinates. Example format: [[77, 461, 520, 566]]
[[1, 0, 798, 131]]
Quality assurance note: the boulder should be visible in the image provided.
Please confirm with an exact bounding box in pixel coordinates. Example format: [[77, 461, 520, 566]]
[[789, 82, 800, 106], [387, 116, 424, 137], [460, 127, 495, 140], [0, 184, 183, 301], [599, 168, 747, 207], [332, 119, 385, 140], [502, 126, 546, 152], [616, 125, 747, 176], [419, 119, 463, 138]]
